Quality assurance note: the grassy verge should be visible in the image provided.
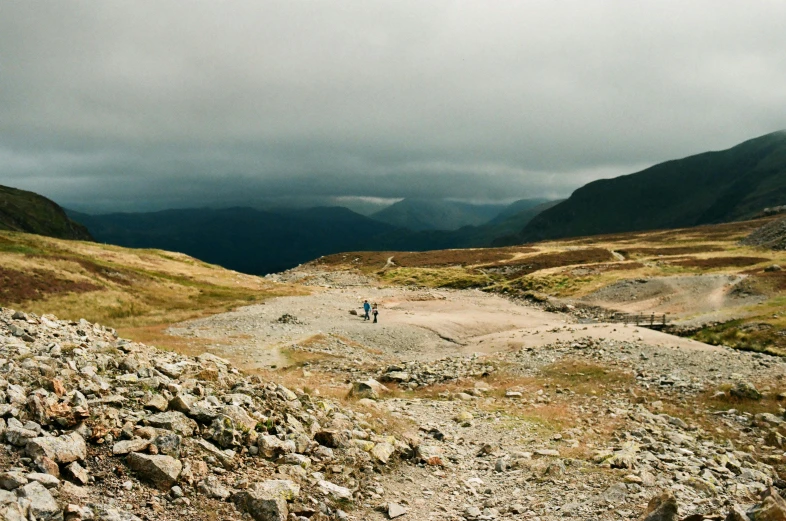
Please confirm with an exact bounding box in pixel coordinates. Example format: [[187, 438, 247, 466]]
[[0, 230, 304, 348]]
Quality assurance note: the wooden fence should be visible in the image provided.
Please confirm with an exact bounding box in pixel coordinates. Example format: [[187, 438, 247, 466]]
[[608, 312, 669, 329]]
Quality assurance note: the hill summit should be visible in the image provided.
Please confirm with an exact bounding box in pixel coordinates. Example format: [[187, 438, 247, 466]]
[[513, 130, 786, 243], [0, 184, 92, 241]]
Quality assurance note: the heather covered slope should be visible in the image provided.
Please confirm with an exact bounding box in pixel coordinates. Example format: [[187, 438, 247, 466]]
[[0, 229, 299, 346], [313, 217, 786, 355], [0, 184, 93, 240], [516, 131, 786, 242]]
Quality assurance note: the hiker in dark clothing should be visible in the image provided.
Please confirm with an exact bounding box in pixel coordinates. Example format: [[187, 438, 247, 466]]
[[372, 303, 378, 323], [363, 300, 371, 321]]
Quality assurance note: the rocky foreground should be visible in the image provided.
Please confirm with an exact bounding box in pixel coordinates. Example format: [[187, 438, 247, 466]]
[[0, 308, 415, 521], [5, 303, 786, 520]]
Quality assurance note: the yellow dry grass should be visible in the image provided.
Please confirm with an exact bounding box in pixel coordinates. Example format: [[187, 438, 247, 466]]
[[0, 230, 305, 347]]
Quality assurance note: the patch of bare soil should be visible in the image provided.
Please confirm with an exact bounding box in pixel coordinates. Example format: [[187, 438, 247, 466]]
[[578, 274, 766, 322]]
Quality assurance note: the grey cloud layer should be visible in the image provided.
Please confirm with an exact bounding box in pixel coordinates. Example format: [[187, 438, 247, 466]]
[[1, 1, 785, 211]]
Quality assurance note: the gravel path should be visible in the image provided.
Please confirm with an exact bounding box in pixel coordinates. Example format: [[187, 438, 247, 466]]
[[164, 267, 786, 520]]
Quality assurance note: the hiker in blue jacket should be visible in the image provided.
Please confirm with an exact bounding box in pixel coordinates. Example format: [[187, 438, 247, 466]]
[[363, 300, 371, 321]]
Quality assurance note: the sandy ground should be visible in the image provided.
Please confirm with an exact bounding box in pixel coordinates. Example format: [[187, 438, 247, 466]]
[[168, 282, 719, 372], [164, 270, 786, 521]]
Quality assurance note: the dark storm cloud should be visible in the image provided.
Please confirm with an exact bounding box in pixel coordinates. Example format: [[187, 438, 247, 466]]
[[1, 1, 785, 211]]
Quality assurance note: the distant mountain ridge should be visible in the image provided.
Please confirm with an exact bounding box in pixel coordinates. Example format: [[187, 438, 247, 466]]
[[72, 199, 557, 275], [371, 198, 505, 231], [0, 184, 93, 241], [514, 131, 786, 243], [73, 206, 399, 275], [487, 198, 551, 224]]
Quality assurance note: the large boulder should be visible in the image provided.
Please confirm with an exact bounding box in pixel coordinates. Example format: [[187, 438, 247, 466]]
[[126, 453, 182, 490], [639, 492, 678, 521], [258, 435, 296, 458], [233, 480, 299, 521], [112, 438, 151, 455], [25, 433, 86, 464], [730, 381, 762, 401], [314, 430, 350, 449], [371, 442, 395, 464], [747, 488, 786, 521], [347, 379, 388, 400], [16, 481, 62, 521], [198, 476, 231, 500], [145, 412, 197, 436]]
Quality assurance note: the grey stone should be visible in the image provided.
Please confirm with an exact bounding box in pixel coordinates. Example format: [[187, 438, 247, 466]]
[[65, 462, 89, 486], [233, 480, 299, 521], [388, 502, 407, 518], [371, 442, 395, 464], [25, 473, 60, 489], [640, 492, 678, 521], [0, 471, 28, 490], [17, 481, 61, 521], [145, 411, 196, 436], [197, 476, 231, 500], [126, 453, 182, 490], [25, 433, 86, 464], [317, 480, 351, 500], [112, 438, 151, 455]]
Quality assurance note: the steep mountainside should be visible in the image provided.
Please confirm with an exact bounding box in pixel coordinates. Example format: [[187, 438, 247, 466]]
[[371, 198, 505, 231], [516, 131, 786, 242], [0, 184, 93, 240]]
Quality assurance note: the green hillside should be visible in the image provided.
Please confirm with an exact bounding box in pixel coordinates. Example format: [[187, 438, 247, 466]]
[[0, 184, 93, 240], [516, 131, 786, 243]]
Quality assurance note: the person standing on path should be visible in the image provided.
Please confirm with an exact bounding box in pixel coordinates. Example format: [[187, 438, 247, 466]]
[[372, 303, 378, 323], [363, 300, 371, 321]]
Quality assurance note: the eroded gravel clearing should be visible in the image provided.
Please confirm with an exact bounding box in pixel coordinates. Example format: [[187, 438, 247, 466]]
[[161, 267, 786, 520]]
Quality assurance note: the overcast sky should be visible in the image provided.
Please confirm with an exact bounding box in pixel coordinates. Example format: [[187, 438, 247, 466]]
[[2, 1, 786, 212]]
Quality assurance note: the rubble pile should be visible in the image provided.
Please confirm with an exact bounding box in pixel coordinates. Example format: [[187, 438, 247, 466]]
[[0, 308, 414, 521], [377, 356, 498, 389]]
